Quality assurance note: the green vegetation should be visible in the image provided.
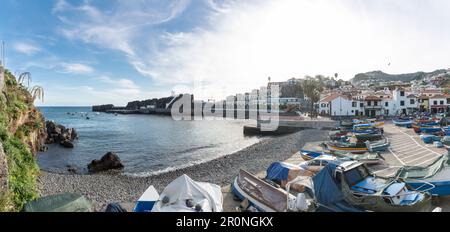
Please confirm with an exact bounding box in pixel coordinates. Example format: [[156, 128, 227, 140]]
[[302, 76, 324, 118], [0, 70, 43, 211]]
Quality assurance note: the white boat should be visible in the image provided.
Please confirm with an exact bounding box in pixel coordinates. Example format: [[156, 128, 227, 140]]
[[151, 174, 223, 212]]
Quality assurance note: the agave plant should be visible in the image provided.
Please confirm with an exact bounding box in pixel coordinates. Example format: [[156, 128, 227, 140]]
[[30, 85, 44, 102], [18, 72, 32, 87]]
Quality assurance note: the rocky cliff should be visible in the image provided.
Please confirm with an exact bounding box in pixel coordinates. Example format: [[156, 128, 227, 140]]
[[0, 68, 46, 211]]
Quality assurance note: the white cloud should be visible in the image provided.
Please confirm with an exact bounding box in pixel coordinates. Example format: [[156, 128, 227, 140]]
[[13, 42, 41, 55], [53, 0, 450, 101], [61, 63, 94, 74]]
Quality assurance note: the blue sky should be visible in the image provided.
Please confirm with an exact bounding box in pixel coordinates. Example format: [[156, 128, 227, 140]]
[[1, 0, 450, 106]]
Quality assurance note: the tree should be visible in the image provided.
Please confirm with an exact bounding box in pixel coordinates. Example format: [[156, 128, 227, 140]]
[[302, 77, 323, 118], [30, 85, 44, 102], [18, 72, 32, 87]]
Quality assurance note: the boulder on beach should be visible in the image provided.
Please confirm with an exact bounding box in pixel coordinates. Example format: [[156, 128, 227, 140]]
[[88, 152, 124, 173]]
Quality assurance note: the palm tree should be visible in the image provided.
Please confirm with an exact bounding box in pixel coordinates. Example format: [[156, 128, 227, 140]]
[[30, 85, 44, 102], [302, 77, 323, 118], [18, 72, 32, 87]]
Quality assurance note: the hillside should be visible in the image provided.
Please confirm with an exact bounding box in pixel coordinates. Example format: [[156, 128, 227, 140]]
[[0, 67, 46, 211], [351, 69, 448, 86]]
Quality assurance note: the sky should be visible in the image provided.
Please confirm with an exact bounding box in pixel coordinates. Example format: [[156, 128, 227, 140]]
[[1, 0, 450, 106]]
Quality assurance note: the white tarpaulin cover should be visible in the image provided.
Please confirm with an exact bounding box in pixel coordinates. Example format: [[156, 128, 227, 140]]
[[151, 174, 223, 212]]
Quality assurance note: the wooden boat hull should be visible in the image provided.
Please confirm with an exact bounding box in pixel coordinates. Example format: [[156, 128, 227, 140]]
[[300, 150, 322, 161], [231, 170, 288, 212], [326, 144, 368, 154]]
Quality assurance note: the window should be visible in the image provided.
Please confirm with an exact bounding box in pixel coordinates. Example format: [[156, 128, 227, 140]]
[[400, 101, 405, 106], [352, 102, 357, 107], [434, 101, 438, 105], [410, 99, 415, 105], [447, 99, 450, 104], [440, 101, 444, 105], [374, 101, 378, 106], [368, 101, 372, 106], [400, 91, 405, 97], [360, 103, 364, 108], [351, 110, 354, 113], [385, 102, 389, 107]]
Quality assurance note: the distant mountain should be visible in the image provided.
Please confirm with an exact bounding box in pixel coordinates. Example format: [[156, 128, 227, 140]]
[[351, 69, 448, 86]]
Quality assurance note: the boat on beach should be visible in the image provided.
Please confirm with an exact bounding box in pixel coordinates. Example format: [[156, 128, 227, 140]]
[[398, 154, 450, 197], [231, 169, 316, 212], [393, 118, 413, 127], [300, 149, 383, 166], [151, 174, 223, 212], [314, 161, 435, 212]]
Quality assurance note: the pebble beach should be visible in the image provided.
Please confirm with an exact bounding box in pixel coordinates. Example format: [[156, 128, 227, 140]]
[[37, 129, 329, 211]]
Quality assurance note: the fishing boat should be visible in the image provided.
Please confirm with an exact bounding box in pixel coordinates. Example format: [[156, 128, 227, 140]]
[[329, 130, 348, 141], [398, 154, 450, 196], [393, 118, 413, 128], [301, 150, 382, 166], [353, 131, 383, 142], [420, 135, 441, 144], [151, 174, 223, 212], [419, 127, 443, 134], [300, 150, 323, 161], [314, 161, 435, 212], [326, 138, 389, 154], [231, 169, 315, 212], [442, 136, 450, 150], [134, 186, 160, 212], [326, 141, 368, 153]]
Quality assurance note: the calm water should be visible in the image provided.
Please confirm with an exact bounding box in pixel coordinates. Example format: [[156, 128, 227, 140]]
[[37, 107, 260, 176]]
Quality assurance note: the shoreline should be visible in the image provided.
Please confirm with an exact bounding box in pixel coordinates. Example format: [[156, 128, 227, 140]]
[[37, 129, 329, 211]]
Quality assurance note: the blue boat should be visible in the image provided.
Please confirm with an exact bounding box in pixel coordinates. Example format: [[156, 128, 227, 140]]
[[300, 150, 323, 161], [400, 154, 450, 196], [393, 119, 413, 128], [420, 135, 441, 144], [419, 127, 443, 134]]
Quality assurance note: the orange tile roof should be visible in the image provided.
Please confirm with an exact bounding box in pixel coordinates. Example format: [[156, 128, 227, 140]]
[[364, 96, 381, 101], [320, 93, 350, 102]]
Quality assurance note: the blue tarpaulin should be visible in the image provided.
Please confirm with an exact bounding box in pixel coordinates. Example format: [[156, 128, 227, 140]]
[[265, 162, 299, 182], [312, 163, 345, 205]]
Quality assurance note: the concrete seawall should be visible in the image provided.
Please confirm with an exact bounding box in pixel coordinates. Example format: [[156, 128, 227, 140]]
[[244, 120, 338, 135]]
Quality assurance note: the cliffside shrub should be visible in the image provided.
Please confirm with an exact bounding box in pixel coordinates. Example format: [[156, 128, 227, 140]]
[[0, 70, 41, 211]]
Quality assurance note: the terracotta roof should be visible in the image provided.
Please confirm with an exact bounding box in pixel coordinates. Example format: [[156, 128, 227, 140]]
[[420, 89, 441, 94], [364, 96, 381, 101], [320, 93, 350, 103], [417, 95, 429, 100], [430, 94, 448, 99]]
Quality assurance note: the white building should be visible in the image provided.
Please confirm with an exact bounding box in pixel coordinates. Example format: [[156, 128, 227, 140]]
[[319, 94, 363, 117]]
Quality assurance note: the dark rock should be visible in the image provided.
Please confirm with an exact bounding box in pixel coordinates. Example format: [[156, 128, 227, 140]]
[[39, 145, 49, 152], [45, 121, 78, 148], [60, 140, 74, 148], [67, 166, 77, 174], [88, 152, 124, 173]]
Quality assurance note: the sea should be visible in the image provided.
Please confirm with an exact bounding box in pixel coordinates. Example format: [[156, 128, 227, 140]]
[[37, 107, 260, 176]]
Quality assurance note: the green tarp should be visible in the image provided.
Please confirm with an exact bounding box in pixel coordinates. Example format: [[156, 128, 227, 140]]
[[23, 193, 92, 212]]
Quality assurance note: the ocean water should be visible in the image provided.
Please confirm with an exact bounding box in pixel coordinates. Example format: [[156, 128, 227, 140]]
[[37, 107, 260, 176]]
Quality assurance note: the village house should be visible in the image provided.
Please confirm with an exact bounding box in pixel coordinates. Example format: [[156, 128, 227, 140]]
[[319, 93, 363, 117]]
